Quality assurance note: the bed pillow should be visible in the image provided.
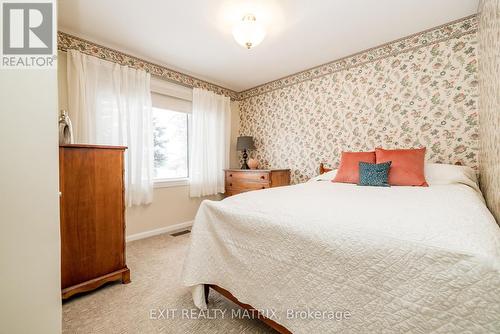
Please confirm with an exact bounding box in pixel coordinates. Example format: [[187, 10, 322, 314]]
[[375, 147, 428, 186], [358, 161, 391, 187], [425, 163, 480, 192], [333, 151, 376, 184]]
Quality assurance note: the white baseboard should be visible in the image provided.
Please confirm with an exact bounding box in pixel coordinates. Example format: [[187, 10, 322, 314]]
[[126, 220, 193, 243]]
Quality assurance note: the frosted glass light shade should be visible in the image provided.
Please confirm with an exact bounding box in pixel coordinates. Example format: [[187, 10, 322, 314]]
[[232, 14, 266, 49]]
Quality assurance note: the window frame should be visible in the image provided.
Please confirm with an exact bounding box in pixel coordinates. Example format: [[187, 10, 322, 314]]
[[154, 177, 189, 188], [150, 84, 192, 188]]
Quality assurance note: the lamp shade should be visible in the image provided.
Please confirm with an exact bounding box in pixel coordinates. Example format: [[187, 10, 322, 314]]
[[236, 136, 255, 151]]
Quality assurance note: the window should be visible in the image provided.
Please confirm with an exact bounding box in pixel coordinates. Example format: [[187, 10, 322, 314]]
[[152, 107, 189, 181]]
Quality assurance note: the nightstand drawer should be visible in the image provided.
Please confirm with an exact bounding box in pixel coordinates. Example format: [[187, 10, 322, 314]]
[[226, 179, 271, 189], [224, 169, 290, 197], [226, 182, 270, 192], [225, 184, 270, 196], [226, 171, 269, 183], [225, 188, 248, 196]]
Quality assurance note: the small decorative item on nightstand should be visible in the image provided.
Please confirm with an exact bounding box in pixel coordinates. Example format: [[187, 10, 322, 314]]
[[247, 158, 259, 169], [237, 136, 255, 169]]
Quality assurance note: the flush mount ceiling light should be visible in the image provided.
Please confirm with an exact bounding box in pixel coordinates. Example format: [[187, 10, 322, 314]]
[[232, 14, 266, 49]]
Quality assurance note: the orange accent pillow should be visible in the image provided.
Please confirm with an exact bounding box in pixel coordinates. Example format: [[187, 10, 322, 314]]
[[333, 151, 376, 184], [375, 147, 428, 186]]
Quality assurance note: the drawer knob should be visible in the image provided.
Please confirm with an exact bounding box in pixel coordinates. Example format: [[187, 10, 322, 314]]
[[262, 186, 265, 189], [229, 183, 232, 186], [229, 174, 232, 177], [260, 175, 265, 179]]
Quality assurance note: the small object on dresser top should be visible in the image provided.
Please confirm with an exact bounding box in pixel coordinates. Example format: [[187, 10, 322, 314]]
[[58, 110, 74, 145]]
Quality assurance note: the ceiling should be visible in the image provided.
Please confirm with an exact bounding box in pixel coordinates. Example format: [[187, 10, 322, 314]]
[[58, 0, 479, 92]]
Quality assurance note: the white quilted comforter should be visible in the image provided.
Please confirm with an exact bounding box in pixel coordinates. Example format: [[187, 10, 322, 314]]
[[182, 172, 500, 333]]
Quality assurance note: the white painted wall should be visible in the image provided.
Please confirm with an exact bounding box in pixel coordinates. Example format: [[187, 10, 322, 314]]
[[58, 51, 240, 238], [0, 70, 61, 330]]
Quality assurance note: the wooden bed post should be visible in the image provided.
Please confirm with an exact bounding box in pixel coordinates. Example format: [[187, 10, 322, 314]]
[[319, 163, 333, 175], [319, 162, 325, 175]]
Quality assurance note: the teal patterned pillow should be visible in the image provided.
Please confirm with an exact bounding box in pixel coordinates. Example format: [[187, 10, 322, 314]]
[[358, 161, 392, 187]]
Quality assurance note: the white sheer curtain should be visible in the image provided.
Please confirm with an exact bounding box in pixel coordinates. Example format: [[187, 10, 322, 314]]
[[67, 50, 153, 206], [190, 88, 230, 197]]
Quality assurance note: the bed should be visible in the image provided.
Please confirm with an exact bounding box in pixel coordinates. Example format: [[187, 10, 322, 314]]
[[182, 163, 500, 333]]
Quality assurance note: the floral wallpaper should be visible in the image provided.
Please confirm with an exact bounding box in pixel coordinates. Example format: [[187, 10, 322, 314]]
[[58, 17, 485, 191], [239, 16, 479, 184], [478, 0, 500, 223], [57, 32, 239, 100]]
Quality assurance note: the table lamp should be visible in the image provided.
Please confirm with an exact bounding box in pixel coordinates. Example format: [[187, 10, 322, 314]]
[[236, 136, 255, 169]]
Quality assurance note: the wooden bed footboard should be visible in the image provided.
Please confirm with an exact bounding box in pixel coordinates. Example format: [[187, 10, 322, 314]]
[[205, 284, 292, 334]]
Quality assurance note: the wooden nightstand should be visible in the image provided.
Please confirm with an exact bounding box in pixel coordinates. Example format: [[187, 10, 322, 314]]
[[224, 169, 291, 197]]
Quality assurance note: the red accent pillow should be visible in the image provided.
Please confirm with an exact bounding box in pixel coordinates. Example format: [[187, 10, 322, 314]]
[[375, 147, 428, 186], [333, 151, 376, 184]]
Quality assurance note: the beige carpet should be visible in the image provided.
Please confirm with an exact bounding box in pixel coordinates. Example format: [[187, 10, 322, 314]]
[[63, 233, 274, 334]]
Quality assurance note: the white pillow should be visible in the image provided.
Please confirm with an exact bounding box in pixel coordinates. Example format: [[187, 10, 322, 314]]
[[308, 169, 337, 182], [425, 163, 479, 191], [308, 164, 479, 191]]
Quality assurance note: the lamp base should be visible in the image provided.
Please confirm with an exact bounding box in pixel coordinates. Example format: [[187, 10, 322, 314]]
[[241, 149, 249, 169]]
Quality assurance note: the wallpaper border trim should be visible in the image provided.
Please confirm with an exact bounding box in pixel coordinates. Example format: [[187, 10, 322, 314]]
[[58, 15, 477, 101], [238, 14, 478, 100], [57, 31, 239, 100]]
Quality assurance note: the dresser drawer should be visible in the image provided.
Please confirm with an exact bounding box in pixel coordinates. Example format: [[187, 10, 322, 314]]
[[226, 171, 269, 183]]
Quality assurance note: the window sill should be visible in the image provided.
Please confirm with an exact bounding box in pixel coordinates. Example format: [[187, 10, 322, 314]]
[[154, 178, 189, 188]]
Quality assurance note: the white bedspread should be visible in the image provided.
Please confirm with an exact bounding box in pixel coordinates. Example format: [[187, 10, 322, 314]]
[[182, 177, 500, 333]]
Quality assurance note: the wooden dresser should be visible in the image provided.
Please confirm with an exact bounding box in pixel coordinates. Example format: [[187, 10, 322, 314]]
[[224, 169, 290, 196], [59, 144, 130, 299]]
